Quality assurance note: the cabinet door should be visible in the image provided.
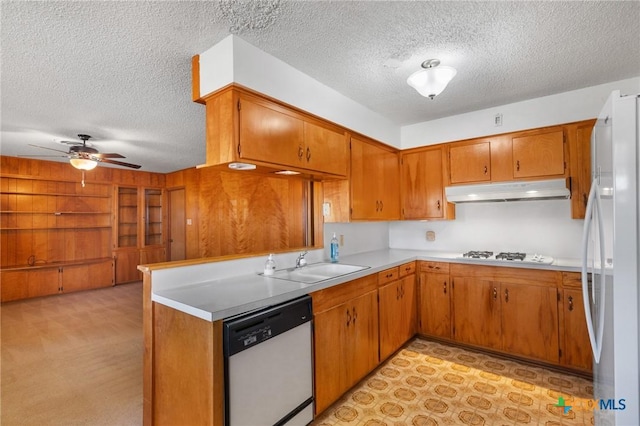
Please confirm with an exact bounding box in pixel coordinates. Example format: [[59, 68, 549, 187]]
[[449, 140, 491, 183], [62, 260, 113, 293], [351, 138, 400, 220], [144, 188, 163, 246], [512, 130, 565, 178], [402, 148, 447, 219], [560, 288, 593, 372], [117, 187, 138, 248], [238, 97, 304, 167], [346, 290, 379, 388], [114, 249, 141, 284], [1, 269, 60, 302], [567, 120, 595, 219], [303, 122, 348, 176], [501, 283, 559, 363], [379, 149, 400, 220], [313, 302, 349, 415], [451, 277, 501, 348], [419, 271, 451, 339], [350, 138, 380, 219]]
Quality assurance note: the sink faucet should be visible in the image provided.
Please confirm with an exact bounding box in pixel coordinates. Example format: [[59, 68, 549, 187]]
[[295, 251, 308, 268]]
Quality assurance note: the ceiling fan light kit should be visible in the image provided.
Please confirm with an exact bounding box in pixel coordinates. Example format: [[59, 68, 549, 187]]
[[407, 59, 457, 99], [69, 158, 98, 170]]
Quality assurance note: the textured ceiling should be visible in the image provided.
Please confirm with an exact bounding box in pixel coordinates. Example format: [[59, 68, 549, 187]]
[[1, 1, 639, 173]]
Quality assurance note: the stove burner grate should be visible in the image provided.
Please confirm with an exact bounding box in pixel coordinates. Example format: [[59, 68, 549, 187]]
[[495, 252, 526, 261], [462, 251, 494, 259]]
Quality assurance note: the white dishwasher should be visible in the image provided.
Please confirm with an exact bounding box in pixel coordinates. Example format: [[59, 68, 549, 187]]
[[223, 295, 314, 426]]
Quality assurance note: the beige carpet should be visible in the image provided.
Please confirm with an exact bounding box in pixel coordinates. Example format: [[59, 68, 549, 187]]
[[313, 339, 594, 426], [1, 282, 143, 426]]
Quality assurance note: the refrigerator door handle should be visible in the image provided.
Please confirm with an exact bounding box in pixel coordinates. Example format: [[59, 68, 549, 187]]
[[581, 180, 606, 364]]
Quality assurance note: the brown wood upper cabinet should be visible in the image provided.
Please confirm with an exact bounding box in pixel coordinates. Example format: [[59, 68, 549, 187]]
[[204, 87, 348, 178], [448, 126, 567, 185], [401, 145, 454, 220], [350, 136, 400, 220], [512, 128, 565, 179], [449, 139, 492, 184]]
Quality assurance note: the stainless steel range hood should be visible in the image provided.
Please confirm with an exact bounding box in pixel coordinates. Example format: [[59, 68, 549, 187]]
[[445, 178, 570, 203]]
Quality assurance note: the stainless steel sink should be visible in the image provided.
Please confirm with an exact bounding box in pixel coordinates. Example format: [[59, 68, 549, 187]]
[[262, 262, 370, 284]]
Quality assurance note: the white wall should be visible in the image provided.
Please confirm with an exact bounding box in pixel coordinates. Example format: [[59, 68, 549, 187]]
[[402, 77, 640, 148], [324, 222, 389, 258], [198, 35, 400, 146], [389, 200, 584, 258]]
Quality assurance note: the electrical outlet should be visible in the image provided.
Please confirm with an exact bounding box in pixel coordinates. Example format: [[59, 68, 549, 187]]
[[426, 231, 436, 241], [322, 202, 331, 216], [339, 234, 344, 246], [494, 113, 503, 126]]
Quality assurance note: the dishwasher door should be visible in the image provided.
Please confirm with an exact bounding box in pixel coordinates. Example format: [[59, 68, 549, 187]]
[[223, 296, 314, 426]]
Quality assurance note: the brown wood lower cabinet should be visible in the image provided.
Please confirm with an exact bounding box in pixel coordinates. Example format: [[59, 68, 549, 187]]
[[311, 275, 379, 415], [559, 272, 593, 373], [379, 264, 416, 361], [450, 264, 561, 364], [1, 258, 114, 302], [418, 261, 452, 339]]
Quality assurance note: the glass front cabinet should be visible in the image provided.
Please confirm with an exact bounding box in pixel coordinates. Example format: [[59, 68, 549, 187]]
[[114, 186, 166, 284]]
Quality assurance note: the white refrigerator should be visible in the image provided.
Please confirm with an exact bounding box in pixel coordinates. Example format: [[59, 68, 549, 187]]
[[582, 90, 640, 425]]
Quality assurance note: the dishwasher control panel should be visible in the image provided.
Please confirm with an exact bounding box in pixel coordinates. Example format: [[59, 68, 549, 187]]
[[223, 296, 312, 356]]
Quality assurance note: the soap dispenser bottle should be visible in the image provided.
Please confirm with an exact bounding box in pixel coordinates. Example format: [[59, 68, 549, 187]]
[[264, 254, 276, 275], [330, 233, 339, 263]]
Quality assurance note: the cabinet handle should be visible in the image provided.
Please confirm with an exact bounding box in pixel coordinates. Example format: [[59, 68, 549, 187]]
[[298, 145, 304, 160], [437, 200, 441, 210], [375, 200, 380, 212], [443, 282, 447, 294], [493, 287, 498, 300], [400, 284, 404, 298], [568, 295, 574, 311], [484, 165, 488, 175], [396, 286, 400, 300], [504, 288, 509, 303], [306, 147, 311, 162], [352, 307, 357, 325], [380, 200, 384, 211], [428, 265, 440, 270], [516, 160, 520, 171], [346, 308, 351, 326]]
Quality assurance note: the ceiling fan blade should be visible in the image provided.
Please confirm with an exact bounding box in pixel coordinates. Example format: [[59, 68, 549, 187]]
[[19, 154, 69, 158], [28, 144, 69, 154], [98, 158, 141, 169], [92, 152, 125, 159]]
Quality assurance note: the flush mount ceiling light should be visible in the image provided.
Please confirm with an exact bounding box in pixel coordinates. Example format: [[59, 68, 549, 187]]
[[407, 59, 457, 99]]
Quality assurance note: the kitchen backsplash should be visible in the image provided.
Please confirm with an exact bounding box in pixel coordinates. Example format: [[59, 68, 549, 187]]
[[326, 199, 587, 259]]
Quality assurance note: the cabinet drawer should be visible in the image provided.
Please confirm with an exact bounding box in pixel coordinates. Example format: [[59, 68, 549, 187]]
[[398, 261, 416, 277], [562, 272, 583, 289], [310, 274, 378, 314], [419, 261, 450, 274], [378, 267, 399, 286]]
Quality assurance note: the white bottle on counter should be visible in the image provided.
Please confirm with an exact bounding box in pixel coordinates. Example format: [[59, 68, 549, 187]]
[[264, 254, 276, 275]]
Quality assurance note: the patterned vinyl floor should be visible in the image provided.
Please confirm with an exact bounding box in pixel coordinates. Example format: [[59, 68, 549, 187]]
[[313, 338, 594, 426]]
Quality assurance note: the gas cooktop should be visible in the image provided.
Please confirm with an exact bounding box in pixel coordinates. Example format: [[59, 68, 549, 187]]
[[459, 251, 554, 265]]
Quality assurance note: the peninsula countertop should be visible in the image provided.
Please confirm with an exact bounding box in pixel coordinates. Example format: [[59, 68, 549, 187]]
[[150, 248, 582, 322]]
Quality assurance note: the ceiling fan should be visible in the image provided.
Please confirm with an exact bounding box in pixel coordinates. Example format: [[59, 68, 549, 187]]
[[24, 134, 141, 170]]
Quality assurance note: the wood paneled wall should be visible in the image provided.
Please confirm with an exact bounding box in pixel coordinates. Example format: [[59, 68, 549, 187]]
[[1, 156, 165, 269], [166, 167, 309, 258]]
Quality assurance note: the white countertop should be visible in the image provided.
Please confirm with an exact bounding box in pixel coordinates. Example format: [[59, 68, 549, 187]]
[[152, 249, 582, 322]]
